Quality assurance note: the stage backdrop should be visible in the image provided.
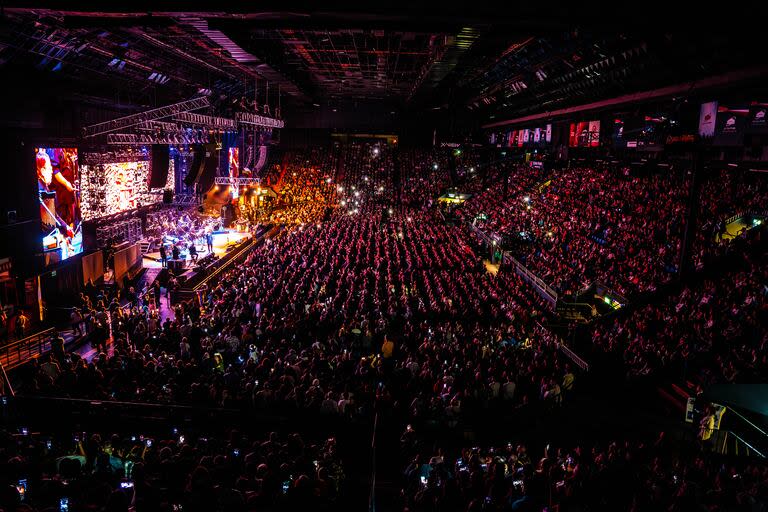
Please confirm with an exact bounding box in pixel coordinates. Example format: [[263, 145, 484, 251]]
[[81, 250, 104, 285], [113, 243, 142, 288]]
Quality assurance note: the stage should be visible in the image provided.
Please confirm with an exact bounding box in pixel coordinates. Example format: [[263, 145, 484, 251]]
[[142, 229, 252, 269]]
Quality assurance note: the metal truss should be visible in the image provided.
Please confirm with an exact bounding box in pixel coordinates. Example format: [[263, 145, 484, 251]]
[[135, 121, 181, 132], [214, 177, 262, 187], [174, 112, 238, 131], [107, 132, 209, 145], [235, 112, 285, 129], [83, 96, 211, 138]]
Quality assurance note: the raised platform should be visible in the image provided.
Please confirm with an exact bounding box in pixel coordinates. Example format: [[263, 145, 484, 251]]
[[176, 224, 276, 298], [142, 229, 252, 269]]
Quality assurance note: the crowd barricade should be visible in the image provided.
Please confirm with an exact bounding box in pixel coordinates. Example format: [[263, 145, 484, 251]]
[[0, 328, 56, 372]]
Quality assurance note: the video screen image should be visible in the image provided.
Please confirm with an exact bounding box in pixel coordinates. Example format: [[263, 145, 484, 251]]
[[36, 147, 82, 265], [80, 160, 163, 221], [228, 147, 240, 178]]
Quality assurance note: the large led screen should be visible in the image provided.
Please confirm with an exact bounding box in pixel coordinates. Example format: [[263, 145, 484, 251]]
[[228, 147, 240, 178], [80, 160, 162, 221], [36, 147, 82, 265]]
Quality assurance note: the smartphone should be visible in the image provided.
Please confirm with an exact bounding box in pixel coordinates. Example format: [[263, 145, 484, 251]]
[[120, 481, 134, 489], [20, 427, 29, 436], [16, 479, 27, 501], [420, 476, 428, 486], [179, 435, 185, 444], [59, 497, 69, 512], [233, 449, 240, 457], [145, 439, 153, 448], [282, 480, 290, 494], [47, 439, 53, 449]]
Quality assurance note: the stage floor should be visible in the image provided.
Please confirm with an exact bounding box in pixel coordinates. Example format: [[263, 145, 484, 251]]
[[142, 230, 252, 269]]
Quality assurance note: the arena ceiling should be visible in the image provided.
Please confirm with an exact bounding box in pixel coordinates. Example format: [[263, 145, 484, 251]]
[[1, 4, 766, 122]]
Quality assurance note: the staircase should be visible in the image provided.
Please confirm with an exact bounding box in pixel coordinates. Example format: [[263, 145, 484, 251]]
[[556, 301, 595, 324], [136, 267, 163, 293], [139, 239, 152, 255]]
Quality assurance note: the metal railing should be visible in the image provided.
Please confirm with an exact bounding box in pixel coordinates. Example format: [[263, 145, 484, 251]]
[[534, 321, 590, 372], [557, 342, 590, 372], [507, 255, 559, 307], [0, 328, 57, 371], [172, 194, 200, 206]]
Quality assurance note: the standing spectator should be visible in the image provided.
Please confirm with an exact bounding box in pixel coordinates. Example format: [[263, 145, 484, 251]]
[[70, 307, 83, 336], [14, 309, 28, 339]]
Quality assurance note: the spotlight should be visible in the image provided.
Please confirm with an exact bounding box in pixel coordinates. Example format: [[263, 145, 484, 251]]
[[433, 163, 438, 170], [337, 186, 344, 192], [523, 196, 530, 203]]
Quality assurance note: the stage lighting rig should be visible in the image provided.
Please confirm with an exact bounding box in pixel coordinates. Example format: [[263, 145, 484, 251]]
[[82, 97, 211, 138]]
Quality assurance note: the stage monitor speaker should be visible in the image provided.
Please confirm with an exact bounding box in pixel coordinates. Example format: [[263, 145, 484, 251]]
[[149, 145, 170, 189], [183, 145, 206, 186], [168, 258, 186, 273]]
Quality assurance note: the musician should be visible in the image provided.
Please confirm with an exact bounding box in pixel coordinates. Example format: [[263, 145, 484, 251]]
[[189, 242, 198, 263], [37, 148, 78, 257], [172, 244, 180, 261], [159, 243, 168, 268], [206, 231, 214, 253]]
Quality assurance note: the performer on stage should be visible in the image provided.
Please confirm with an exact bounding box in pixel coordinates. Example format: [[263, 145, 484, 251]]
[[159, 243, 168, 268]]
